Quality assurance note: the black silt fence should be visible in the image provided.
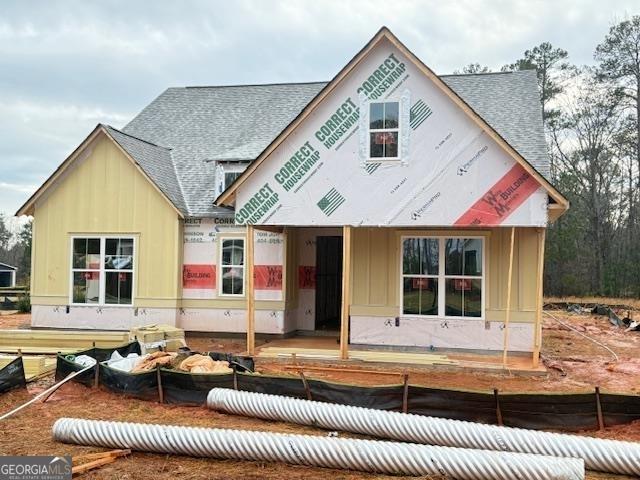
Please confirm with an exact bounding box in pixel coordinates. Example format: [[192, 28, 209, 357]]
[[0, 357, 26, 394]]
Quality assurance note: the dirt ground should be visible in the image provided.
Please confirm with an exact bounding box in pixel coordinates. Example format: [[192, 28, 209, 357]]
[[0, 382, 637, 480], [0, 304, 640, 478]]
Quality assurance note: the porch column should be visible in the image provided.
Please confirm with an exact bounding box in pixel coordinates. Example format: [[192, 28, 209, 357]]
[[502, 227, 515, 366], [532, 227, 546, 367], [246, 224, 255, 356], [339, 225, 352, 360]]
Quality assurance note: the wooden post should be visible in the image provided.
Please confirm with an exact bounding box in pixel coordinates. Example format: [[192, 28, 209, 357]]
[[93, 361, 100, 388], [340, 226, 352, 360], [532, 228, 546, 368], [246, 225, 256, 356], [502, 227, 516, 366]]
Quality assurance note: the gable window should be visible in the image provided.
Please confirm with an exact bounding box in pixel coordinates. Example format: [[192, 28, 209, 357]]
[[224, 170, 243, 189], [220, 237, 244, 296], [71, 236, 134, 305], [369, 101, 399, 160], [401, 237, 484, 318]]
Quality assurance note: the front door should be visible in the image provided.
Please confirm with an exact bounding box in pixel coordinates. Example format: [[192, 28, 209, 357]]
[[315, 236, 343, 331]]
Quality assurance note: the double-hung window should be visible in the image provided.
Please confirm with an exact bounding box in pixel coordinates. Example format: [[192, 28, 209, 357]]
[[369, 101, 400, 160], [220, 238, 245, 296], [401, 237, 484, 318], [71, 236, 134, 305]]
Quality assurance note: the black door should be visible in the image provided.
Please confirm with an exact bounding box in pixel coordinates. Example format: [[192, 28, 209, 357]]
[[315, 236, 343, 331]]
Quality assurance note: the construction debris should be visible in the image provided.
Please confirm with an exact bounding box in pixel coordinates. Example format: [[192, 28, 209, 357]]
[[129, 324, 185, 353], [0, 329, 129, 354], [72, 449, 131, 476], [0, 355, 56, 381]]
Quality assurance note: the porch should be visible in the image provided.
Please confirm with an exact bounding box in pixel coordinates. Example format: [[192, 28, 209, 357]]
[[245, 223, 547, 370]]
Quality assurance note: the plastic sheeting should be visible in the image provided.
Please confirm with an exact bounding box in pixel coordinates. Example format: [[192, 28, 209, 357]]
[[0, 357, 26, 394]]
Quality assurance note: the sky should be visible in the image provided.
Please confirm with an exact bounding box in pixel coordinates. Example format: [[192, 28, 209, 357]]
[[1, 0, 638, 221]]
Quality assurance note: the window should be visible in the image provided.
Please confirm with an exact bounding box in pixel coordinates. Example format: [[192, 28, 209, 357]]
[[401, 237, 484, 318], [224, 170, 242, 189], [71, 237, 134, 305], [369, 101, 399, 160], [220, 238, 244, 295]]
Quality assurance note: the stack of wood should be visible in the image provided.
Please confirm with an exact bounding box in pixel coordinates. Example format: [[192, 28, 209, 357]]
[[129, 324, 185, 353]]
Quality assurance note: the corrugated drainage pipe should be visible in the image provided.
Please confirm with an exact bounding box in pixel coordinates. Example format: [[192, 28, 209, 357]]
[[52, 417, 583, 480], [206, 388, 640, 476]]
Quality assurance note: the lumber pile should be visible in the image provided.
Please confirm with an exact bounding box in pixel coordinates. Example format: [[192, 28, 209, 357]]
[[130, 324, 185, 352], [72, 449, 131, 476], [0, 354, 56, 380], [257, 347, 457, 366], [0, 329, 130, 354]]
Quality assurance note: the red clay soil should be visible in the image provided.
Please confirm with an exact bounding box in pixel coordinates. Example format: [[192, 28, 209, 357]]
[[0, 312, 30, 329]]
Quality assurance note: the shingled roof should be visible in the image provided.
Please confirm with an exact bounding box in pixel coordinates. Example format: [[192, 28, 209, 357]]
[[114, 70, 548, 217]]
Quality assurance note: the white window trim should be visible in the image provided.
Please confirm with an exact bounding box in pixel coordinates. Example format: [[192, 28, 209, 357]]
[[218, 235, 246, 297], [399, 235, 486, 320], [367, 100, 401, 162], [69, 235, 136, 307]]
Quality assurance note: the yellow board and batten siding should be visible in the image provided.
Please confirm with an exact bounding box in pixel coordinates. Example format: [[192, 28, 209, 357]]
[[31, 134, 182, 308], [350, 227, 541, 323]]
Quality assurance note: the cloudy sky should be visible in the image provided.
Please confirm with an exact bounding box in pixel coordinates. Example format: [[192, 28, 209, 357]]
[[1, 0, 638, 218]]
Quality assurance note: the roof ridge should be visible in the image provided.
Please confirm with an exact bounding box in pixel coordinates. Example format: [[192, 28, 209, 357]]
[[182, 80, 328, 89], [104, 124, 171, 150]]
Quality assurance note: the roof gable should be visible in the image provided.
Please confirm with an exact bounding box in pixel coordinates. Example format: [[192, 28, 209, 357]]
[[223, 28, 566, 227], [16, 125, 184, 218]]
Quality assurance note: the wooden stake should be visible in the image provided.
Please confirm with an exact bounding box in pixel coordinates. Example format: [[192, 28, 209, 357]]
[[494, 388, 503, 426], [340, 226, 352, 360], [233, 367, 238, 390], [247, 225, 256, 356], [156, 366, 164, 404], [299, 371, 312, 401], [502, 227, 516, 366], [402, 373, 409, 413], [72, 456, 116, 475], [595, 386, 605, 430], [93, 361, 99, 388], [532, 228, 546, 368]]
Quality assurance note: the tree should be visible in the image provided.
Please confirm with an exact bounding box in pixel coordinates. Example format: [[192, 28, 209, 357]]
[[0, 214, 10, 254], [16, 221, 32, 284], [550, 72, 625, 294], [454, 63, 491, 74], [595, 16, 640, 224], [502, 42, 570, 124]]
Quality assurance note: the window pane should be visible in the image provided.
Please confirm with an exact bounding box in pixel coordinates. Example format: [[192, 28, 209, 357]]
[[403, 277, 438, 315], [464, 239, 483, 276], [403, 239, 438, 275], [464, 279, 482, 317], [384, 102, 399, 128], [72, 238, 86, 269], [105, 271, 133, 305], [369, 103, 384, 129], [403, 239, 421, 274], [72, 271, 100, 304], [402, 278, 420, 314], [418, 278, 438, 315], [445, 278, 465, 316], [445, 239, 464, 275], [222, 239, 244, 266], [383, 132, 399, 158], [370, 133, 384, 158], [105, 239, 133, 270], [225, 171, 242, 189], [222, 266, 244, 295], [73, 238, 101, 269]]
